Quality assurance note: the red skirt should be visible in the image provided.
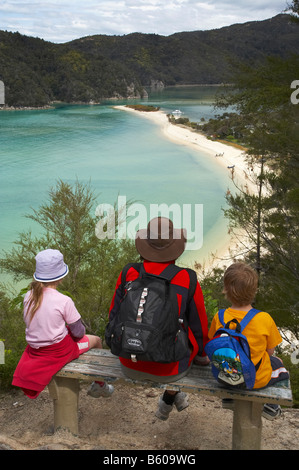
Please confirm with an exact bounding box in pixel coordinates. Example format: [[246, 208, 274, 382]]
[[12, 334, 80, 399]]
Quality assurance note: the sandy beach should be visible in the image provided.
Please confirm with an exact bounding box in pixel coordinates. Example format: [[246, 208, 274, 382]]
[[114, 106, 256, 273]]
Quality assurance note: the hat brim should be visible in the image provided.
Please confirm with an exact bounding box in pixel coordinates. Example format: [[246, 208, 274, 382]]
[[135, 228, 186, 262], [33, 265, 69, 283]]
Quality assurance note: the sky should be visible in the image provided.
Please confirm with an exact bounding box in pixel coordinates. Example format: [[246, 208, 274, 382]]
[[0, 0, 290, 43]]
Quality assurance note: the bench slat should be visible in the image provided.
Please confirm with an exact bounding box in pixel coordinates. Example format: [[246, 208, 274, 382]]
[[56, 349, 292, 406]]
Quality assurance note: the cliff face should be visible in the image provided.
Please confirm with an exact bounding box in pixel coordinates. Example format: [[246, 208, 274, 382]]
[[0, 14, 298, 107]]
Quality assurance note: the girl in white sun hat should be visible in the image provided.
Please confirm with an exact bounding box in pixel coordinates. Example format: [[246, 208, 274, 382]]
[[12, 249, 114, 399]]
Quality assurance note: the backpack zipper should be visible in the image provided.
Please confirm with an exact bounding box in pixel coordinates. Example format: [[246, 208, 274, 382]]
[[136, 287, 148, 323]]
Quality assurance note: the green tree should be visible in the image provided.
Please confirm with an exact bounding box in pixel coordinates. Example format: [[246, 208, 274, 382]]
[[0, 180, 139, 336], [214, 53, 299, 338], [286, 0, 299, 20], [0, 289, 26, 390]]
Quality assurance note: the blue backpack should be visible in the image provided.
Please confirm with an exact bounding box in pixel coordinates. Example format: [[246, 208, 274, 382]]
[[205, 308, 261, 390]]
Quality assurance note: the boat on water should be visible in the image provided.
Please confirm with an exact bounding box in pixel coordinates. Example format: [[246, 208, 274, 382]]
[[172, 109, 183, 115]]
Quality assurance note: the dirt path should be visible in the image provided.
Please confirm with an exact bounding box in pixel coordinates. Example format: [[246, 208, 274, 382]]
[[0, 383, 298, 451]]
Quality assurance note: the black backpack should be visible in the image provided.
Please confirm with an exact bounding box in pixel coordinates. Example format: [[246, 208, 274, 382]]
[[105, 263, 197, 363]]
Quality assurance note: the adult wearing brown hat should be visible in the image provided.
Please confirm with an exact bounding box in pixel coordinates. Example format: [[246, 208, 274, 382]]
[[103, 217, 209, 420], [134, 216, 187, 263]]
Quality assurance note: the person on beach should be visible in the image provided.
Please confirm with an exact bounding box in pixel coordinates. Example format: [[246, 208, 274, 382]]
[[208, 262, 289, 420], [96, 217, 209, 420], [12, 249, 113, 399]]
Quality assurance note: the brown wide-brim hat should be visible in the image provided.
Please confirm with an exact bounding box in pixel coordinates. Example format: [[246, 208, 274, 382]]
[[135, 217, 187, 262]]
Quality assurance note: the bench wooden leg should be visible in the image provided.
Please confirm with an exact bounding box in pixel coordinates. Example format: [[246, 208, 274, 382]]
[[232, 400, 263, 450], [48, 376, 79, 435]]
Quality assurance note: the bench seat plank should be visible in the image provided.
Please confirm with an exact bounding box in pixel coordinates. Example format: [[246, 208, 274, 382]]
[[50, 348, 293, 449], [56, 349, 292, 406]]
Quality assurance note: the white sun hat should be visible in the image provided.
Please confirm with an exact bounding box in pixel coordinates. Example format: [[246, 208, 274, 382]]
[[33, 249, 69, 282]]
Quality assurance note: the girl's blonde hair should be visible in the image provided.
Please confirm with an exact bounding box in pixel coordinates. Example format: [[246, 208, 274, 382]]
[[25, 279, 60, 323], [223, 262, 258, 306], [25, 281, 44, 323]]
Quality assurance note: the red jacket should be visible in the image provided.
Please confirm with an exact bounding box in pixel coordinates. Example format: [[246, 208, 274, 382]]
[[108, 260, 209, 377], [12, 334, 80, 399]]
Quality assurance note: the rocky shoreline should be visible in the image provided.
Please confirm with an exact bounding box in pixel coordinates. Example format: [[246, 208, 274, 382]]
[[0, 104, 54, 111]]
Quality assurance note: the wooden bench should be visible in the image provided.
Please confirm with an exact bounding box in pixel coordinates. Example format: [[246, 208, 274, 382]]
[[48, 348, 293, 450]]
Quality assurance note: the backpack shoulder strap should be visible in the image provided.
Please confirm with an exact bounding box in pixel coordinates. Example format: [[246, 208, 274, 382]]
[[239, 308, 261, 332], [120, 262, 142, 287], [158, 263, 181, 280], [160, 265, 198, 304], [217, 309, 226, 326], [184, 268, 197, 304]]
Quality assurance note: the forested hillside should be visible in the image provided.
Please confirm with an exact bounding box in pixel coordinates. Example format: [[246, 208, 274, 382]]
[[69, 14, 299, 86], [0, 14, 298, 107], [0, 32, 145, 107]]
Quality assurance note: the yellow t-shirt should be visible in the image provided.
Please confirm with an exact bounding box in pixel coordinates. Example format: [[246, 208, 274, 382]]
[[208, 307, 282, 389]]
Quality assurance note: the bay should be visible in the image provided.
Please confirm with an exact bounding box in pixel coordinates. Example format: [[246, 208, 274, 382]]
[[0, 86, 232, 285]]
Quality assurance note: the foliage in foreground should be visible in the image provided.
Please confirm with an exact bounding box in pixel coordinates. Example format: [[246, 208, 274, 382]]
[[0, 180, 140, 390]]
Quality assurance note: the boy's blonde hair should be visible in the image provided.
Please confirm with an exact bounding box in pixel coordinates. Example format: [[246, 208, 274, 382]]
[[223, 262, 258, 306]]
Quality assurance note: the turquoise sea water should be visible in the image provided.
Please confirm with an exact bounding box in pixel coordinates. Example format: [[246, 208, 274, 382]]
[[0, 86, 232, 284]]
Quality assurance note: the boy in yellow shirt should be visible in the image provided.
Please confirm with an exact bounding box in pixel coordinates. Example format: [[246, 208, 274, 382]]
[[207, 262, 289, 420]]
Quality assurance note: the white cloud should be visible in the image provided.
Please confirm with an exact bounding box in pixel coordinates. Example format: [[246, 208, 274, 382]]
[[0, 0, 287, 42]]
